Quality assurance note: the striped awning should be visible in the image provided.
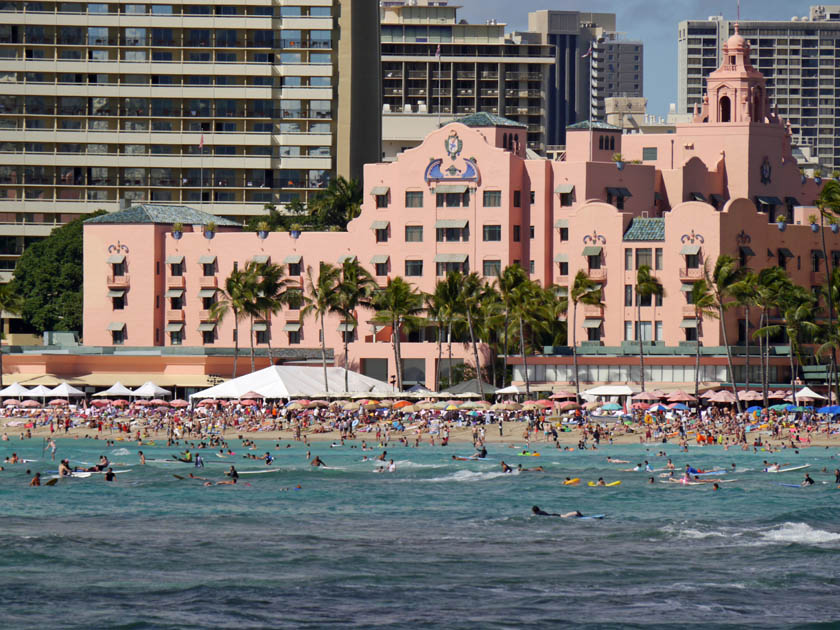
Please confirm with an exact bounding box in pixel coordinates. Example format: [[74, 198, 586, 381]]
[[197, 322, 217, 332], [435, 184, 468, 194], [251, 255, 269, 264], [253, 322, 268, 331], [434, 253, 468, 263], [582, 318, 602, 328], [338, 254, 357, 264], [680, 319, 698, 328], [680, 283, 695, 292], [739, 245, 755, 257], [107, 289, 125, 298], [284, 255, 302, 264], [106, 254, 125, 264], [165, 323, 184, 332], [778, 248, 793, 258], [107, 322, 125, 331], [582, 245, 602, 256], [370, 254, 389, 264], [198, 255, 216, 264], [198, 288, 217, 298], [165, 289, 184, 298], [554, 253, 569, 263], [680, 244, 701, 255], [554, 218, 569, 228], [370, 220, 390, 230], [337, 323, 357, 332], [554, 184, 574, 194], [370, 185, 390, 196], [165, 255, 184, 264], [283, 322, 301, 332]]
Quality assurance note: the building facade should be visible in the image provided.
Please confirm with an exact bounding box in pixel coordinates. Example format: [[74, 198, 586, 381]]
[[590, 32, 643, 123], [78, 36, 831, 392], [380, 0, 554, 154], [678, 7, 840, 171], [0, 0, 380, 232]]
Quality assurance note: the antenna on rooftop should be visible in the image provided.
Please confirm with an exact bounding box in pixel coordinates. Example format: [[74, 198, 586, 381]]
[[737, 0, 740, 21]]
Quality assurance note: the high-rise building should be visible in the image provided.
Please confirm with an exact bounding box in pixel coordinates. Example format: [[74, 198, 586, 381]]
[[380, 0, 554, 153], [0, 0, 380, 237], [678, 7, 840, 170], [527, 10, 640, 147]]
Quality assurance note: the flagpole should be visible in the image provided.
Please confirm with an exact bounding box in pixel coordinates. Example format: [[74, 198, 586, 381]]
[[199, 134, 204, 210], [436, 43, 441, 126]]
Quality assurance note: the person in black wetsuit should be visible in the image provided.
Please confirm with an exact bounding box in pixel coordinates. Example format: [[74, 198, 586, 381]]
[[532, 506, 583, 518]]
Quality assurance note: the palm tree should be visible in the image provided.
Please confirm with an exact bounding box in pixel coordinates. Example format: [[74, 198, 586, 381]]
[[371, 277, 424, 391], [689, 279, 719, 398], [635, 264, 664, 392], [570, 270, 604, 402], [459, 272, 488, 396], [253, 262, 288, 366], [210, 267, 257, 378], [508, 278, 545, 397], [424, 290, 446, 391], [477, 289, 504, 388], [240, 261, 265, 373], [336, 259, 376, 391], [730, 270, 758, 394], [706, 255, 744, 413], [816, 180, 840, 399], [308, 176, 363, 229], [435, 272, 463, 388], [0, 283, 22, 387], [495, 264, 529, 387], [302, 262, 341, 393], [753, 266, 788, 408]]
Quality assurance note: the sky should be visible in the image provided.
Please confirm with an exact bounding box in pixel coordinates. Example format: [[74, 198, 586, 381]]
[[457, 0, 805, 116]]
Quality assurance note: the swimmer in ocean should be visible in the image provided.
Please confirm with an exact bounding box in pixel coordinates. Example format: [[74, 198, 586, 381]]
[[500, 461, 513, 473], [531, 506, 584, 518], [311, 456, 326, 467]]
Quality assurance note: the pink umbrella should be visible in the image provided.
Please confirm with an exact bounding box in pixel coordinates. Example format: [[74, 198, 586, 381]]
[[90, 399, 110, 407], [239, 391, 264, 399], [535, 399, 555, 407], [22, 400, 41, 408], [198, 399, 218, 406], [3, 399, 20, 406], [549, 391, 575, 400], [133, 400, 150, 407], [650, 390, 669, 398], [768, 390, 788, 399], [49, 399, 69, 406], [700, 390, 719, 399], [559, 401, 580, 410], [632, 392, 660, 402], [113, 399, 129, 407], [710, 390, 737, 404], [149, 399, 170, 406], [170, 399, 189, 408], [738, 390, 763, 401], [239, 399, 259, 406], [667, 390, 697, 402], [631, 402, 650, 410]]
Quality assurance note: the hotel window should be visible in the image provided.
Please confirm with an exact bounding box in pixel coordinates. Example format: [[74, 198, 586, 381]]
[[112, 329, 125, 345], [288, 262, 301, 276], [656, 293, 663, 307], [375, 262, 388, 276], [286, 290, 303, 310], [624, 285, 633, 307], [170, 294, 183, 310], [529, 191, 535, 204], [624, 248, 633, 270], [483, 260, 501, 277], [588, 252, 602, 270], [811, 250, 823, 273], [437, 191, 469, 208], [170, 262, 183, 277], [405, 260, 423, 276], [642, 147, 658, 161], [483, 225, 502, 241], [288, 330, 301, 345], [375, 228, 388, 243], [684, 326, 698, 342], [202, 295, 216, 310], [560, 193, 573, 207], [513, 225, 521, 242], [169, 330, 182, 345], [559, 228, 569, 241], [655, 321, 663, 341], [529, 225, 535, 239], [637, 292, 652, 307], [587, 324, 601, 342], [624, 321, 633, 340], [112, 294, 125, 310], [436, 225, 468, 242], [529, 260, 535, 274], [112, 261, 125, 276], [635, 321, 652, 342], [513, 191, 521, 207], [405, 225, 423, 242], [483, 191, 501, 207], [202, 330, 215, 344], [405, 191, 423, 208], [375, 193, 389, 208], [437, 260, 468, 276], [685, 253, 699, 269], [203, 262, 216, 276], [559, 262, 568, 275], [256, 329, 269, 345], [635, 248, 652, 269], [655, 248, 663, 270]]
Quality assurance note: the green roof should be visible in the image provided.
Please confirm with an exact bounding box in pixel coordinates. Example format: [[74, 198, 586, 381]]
[[623, 217, 665, 241], [84, 204, 239, 227], [453, 112, 526, 129], [566, 120, 622, 131]]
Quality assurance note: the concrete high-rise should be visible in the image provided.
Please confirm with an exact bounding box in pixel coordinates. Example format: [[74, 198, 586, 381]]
[[678, 7, 840, 171], [0, 0, 381, 235], [380, 0, 554, 154]]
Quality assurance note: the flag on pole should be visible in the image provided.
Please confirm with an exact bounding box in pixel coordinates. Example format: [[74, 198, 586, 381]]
[[436, 44, 441, 58], [581, 44, 593, 58], [199, 134, 204, 149]]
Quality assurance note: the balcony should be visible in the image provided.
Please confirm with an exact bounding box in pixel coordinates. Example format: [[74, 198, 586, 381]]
[[166, 275, 185, 288], [199, 276, 217, 288], [679, 267, 703, 280], [165, 310, 185, 322], [106, 274, 129, 287], [587, 268, 607, 281]]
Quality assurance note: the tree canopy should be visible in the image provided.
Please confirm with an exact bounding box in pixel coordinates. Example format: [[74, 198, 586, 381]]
[[12, 210, 106, 335]]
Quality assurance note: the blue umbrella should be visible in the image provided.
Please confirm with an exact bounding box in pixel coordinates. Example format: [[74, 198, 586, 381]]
[[670, 403, 689, 410], [745, 405, 763, 414], [601, 402, 622, 411]]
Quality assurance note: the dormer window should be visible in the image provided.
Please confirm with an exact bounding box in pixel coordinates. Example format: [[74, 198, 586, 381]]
[[729, 55, 736, 65]]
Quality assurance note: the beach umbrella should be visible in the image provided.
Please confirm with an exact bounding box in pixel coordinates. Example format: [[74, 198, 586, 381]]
[[522, 403, 542, 410], [133, 381, 172, 398], [769, 403, 788, 411], [601, 402, 622, 411], [549, 391, 575, 400], [286, 402, 305, 411], [21, 399, 41, 408], [392, 400, 413, 410], [48, 383, 86, 398], [668, 402, 689, 410], [307, 400, 330, 408], [398, 404, 420, 414], [342, 401, 361, 411], [90, 399, 109, 408], [238, 399, 258, 406], [768, 390, 788, 399], [737, 390, 763, 401], [632, 391, 660, 402], [667, 390, 697, 403], [198, 399, 218, 406], [170, 399, 189, 408], [445, 404, 460, 411], [238, 391, 264, 400], [458, 401, 480, 409], [3, 399, 20, 406], [417, 402, 436, 410], [113, 399, 129, 407], [631, 402, 650, 410], [710, 390, 737, 403], [559, 401, 580, 411], [648, 403, 668, 412], [28, 385, 53, 399], [584, 401, 601, 410], [150, 399, 170, 406], [535, 399, 555, 407], [48, 399, 69, 406]]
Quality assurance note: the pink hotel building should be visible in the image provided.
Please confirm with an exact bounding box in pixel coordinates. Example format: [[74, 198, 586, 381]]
[[72, 29, 832, 391]]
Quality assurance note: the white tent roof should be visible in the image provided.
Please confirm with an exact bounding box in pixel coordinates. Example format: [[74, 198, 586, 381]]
[[28, 385, 54, 397], [189, 366, 396, 400], [133, 381, 172, 397], [49, 382, 86, 397], [0, 382, 31, 397], [496, 384, 523, 395], [787, 386, 827, 401], [92, 381, 135, 397], [583, 385, 636, 397]]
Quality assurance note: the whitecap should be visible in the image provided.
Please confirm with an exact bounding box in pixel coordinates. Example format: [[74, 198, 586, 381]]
[[110, 448, 130, 456], [758, 522, 840, 545], [425, 470, 516, 483]]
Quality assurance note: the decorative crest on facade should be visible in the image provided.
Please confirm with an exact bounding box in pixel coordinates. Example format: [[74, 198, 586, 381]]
[[680, 230, 704, 244]]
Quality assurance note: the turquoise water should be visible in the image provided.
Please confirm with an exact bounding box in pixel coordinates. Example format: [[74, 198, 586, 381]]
[[2, 437, 840, 629]]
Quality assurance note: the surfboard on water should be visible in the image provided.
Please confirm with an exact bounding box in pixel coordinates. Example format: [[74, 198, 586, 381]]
[[453, 455, 489, 461], [579, 514, 605, 520], [776, 482, 805, 488], [238, 469, 282, 475], [563, 478, 580, 485], [44, 478, 58, 486], [691, 470, 727, 477], [766, 464, 810, 473], [587, 481, 621, 487], [89, 469, 131, 474]]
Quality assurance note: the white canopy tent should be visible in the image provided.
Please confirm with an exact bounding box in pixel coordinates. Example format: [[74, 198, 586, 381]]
[[496, 384, 524, 395], [28, 385, 54, 398], [583, 385, 635, 397], [189, 366, 395, 400], [133, 381, 172, 398], [0, 382, 32, 397], [92, 382, 135, 397], [787, 386, 826, 401], [49, 382, 86, 398]]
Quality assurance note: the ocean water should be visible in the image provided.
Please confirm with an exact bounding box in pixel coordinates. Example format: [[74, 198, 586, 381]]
[[2, 437, 840, 629]]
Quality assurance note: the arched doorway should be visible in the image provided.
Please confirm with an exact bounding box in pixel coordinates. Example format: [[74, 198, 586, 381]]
[[719, 95, 731, 122]]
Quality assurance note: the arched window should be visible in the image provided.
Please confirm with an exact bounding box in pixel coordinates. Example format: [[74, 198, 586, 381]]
[[609, 136, 615, 151], [719, 95, 731, 122], [752, 88, 762, 121], [514, 135, 520, 153], [598, 136, 604, 150]]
